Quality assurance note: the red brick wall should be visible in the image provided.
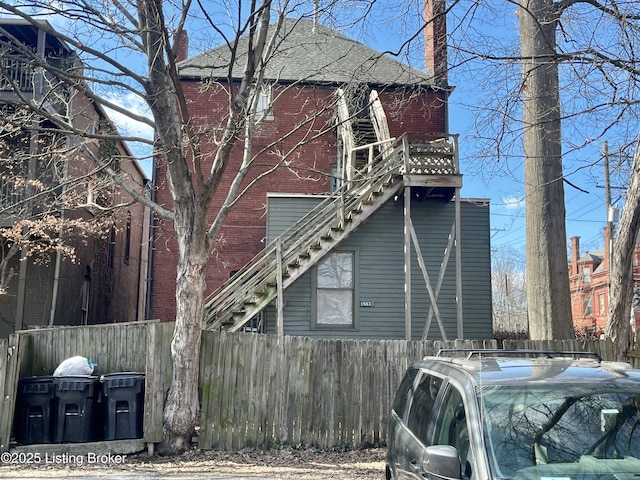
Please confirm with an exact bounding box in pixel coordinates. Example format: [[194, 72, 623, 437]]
[[150, 82, 447, 322]]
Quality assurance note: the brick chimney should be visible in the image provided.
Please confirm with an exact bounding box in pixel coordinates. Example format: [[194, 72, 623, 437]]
[[570, 236, 580, 276], [174, 29, 189, 62], [424, 0, 448, 88]]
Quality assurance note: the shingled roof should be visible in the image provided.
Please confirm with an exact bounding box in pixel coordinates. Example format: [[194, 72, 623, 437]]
[[178, 17, 435, 88]]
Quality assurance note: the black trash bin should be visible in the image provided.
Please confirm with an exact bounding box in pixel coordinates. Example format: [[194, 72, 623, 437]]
[[101, 373, 144, 440], [15, 376, 55, 445], [53, 375, 101, 443]]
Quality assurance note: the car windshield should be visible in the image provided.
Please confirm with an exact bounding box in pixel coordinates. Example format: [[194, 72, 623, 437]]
[[479, 384, 640, 480]]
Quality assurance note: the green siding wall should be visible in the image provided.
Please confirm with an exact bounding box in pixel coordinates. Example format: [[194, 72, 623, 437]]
[[265, 194, 492, 340]]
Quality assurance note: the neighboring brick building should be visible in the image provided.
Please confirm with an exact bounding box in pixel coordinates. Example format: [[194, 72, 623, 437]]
[[569, 227, 640, 335], [0, 19, 150, 337]]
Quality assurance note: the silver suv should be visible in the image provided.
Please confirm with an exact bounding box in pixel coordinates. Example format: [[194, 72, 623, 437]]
[[385, 350, 640, 480]]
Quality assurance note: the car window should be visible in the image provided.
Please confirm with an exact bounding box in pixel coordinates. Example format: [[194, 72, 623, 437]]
[[406, 373, 443, 443], [434, 384, 472, 477], [392, 367, 418, 419], [481, 384, 640, 479]]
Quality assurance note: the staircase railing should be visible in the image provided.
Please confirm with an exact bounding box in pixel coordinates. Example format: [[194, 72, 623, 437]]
[[203, 133, 457, 330]]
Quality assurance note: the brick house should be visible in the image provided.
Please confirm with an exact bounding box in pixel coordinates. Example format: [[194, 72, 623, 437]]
[[0, 19, 150, 337], [150, 16, 493, 340], [569, 227, 640, 335]]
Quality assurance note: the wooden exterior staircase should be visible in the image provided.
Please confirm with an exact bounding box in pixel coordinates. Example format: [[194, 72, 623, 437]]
[[203, 132, 459, 331]]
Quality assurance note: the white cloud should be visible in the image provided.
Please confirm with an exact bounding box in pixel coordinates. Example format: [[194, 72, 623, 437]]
[[103, 92, 155, 177], [104, 92, 154, 141], [501, 194, 524, 208]]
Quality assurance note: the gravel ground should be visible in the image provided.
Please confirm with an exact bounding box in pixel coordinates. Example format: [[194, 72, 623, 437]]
[[1, 446, 387, 479]]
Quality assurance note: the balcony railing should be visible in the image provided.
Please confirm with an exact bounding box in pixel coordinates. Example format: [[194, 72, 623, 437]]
[[0, 174, 23, 210], [0, 56, 34, 92]]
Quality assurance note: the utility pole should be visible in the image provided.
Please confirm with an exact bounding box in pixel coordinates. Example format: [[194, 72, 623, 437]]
[[603, 141, 614, 333], [603, 141, 613, 271]]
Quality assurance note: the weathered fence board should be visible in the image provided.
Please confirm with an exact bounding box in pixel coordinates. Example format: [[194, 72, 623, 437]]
[[143, 321, 174, 445], [198, 334, 497, 450], [0, 334, 20, 453]]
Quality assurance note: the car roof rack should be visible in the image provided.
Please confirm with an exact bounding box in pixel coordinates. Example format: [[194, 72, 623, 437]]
[[434, 349, 602, 363]]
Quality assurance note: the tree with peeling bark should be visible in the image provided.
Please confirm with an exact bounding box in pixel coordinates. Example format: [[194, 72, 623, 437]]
[[606, 140, 640, 360]]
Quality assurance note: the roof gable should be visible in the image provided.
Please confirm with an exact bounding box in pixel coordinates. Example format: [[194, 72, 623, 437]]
[[178, 17, 435, 87]]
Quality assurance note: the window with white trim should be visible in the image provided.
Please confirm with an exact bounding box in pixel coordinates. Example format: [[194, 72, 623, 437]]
[[598, 293, 605, 315], [254, 85, 273, 120], [583, 295, 592, 316], [315, 252, 354, 326]]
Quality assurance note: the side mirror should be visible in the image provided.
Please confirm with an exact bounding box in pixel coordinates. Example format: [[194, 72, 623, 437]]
[[422, 445, 462, 480]]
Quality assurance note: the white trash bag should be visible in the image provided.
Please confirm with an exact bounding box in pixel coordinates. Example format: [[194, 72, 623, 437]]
[[53, 356, 98, 376]]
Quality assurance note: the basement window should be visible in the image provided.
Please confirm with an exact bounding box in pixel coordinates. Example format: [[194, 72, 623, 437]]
[[313, 252, 357, 328]]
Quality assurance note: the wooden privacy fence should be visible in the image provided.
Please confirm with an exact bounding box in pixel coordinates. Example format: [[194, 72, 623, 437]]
[[197, 333, 482, 450], [0, 322, 634, 453], [196, 333, 624, 450], [627, 333, 640, 368], [0, 335, 20, 452]]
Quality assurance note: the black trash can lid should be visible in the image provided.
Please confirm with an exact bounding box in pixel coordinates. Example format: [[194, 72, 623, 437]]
[[100, 372, 145, 388], [18, 376, 55, 393], [19, 375, 55, 383], [53, 375, 100, 391]]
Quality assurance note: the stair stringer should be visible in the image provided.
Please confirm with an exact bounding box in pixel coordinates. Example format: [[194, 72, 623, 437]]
[[204, 164, 403, 331], [226, 178, 405, 332]]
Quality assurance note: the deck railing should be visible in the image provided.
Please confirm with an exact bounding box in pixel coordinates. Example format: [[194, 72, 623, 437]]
[[0, 56, 34, 92], [0, 175, 22, 209]]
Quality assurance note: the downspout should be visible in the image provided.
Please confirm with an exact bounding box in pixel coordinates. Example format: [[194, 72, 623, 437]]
[[15, 254, 27, 329], [137, 178, 152, 321], [48, 245, 63, 326], [144, 165, 156, 319]]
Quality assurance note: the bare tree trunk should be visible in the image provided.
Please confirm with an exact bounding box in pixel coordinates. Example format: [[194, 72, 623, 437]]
[[159, 223, 208, 454], [606, 139, 640, 360], [518, 0, 574, 340], [137, 0, 209, 453], [136, 0, 271, 453]]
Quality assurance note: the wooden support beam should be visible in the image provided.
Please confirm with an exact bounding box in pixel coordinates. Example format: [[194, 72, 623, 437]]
[[455, 190, 464, 338], [408, 216, 447, 340], [276, 240, 284, 338], [404, 186, 412, 340]]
